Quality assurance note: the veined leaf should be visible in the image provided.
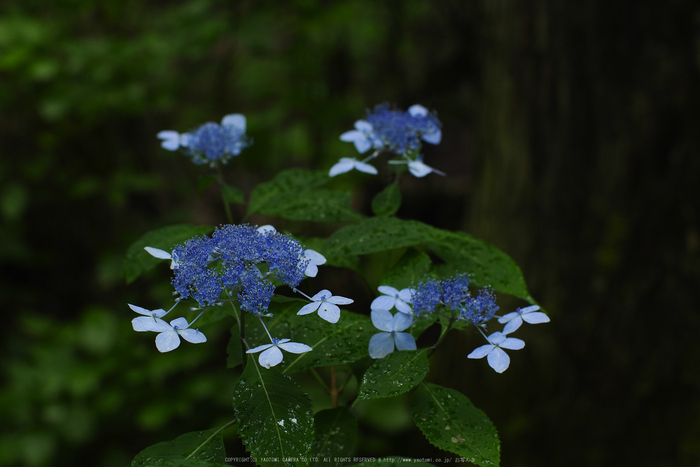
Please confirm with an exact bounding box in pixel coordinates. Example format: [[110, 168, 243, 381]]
[[130, 427, 227, 466], [311, 407, 358, 466], [411, 382, 500, 466], [323, 217, 534, 302], [232, 357, 314, 467], [247, 168, 363, 223], [371, 183, 401, 217], [357, 349, 430, 401]]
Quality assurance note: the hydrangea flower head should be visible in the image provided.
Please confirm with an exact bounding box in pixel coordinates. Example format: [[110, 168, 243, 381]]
[[412, 273, 498, 325], [364, 103, 441, 155], [467, 331, 525, 373], [247, 337, 312, 369], [498, 305, 549, 334], [170, 224, 308, 313], [157, 113, 250, 167], [333, 103, 443, 178], [368, 309, 417, 359]]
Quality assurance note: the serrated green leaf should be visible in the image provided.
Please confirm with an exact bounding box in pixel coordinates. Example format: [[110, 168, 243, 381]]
[[428, 231, 534, 302], [130, 428, 227, 466], [232, 357, 314, 467], [350, 458, 434, 467], [311, 407, 357, 466], [122, 224, 214, 283], [221, 184, 244, 204], [380, 248, 434, 290], [411, 383, 500, 467], [282, 310, 375, 373], [264, 189, 363, 223], [371, 183, 401, 217], [247, 168, 363, 222], [357, 349, 430, 401], [323, 217, 534, 302], [228, 300, 374, 373], [410, 313, 438, 339]]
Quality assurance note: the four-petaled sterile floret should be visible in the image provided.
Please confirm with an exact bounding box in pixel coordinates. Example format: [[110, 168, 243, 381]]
[[297, 289, 353, 324], [145, 317, 207, 353], [246, 337, 313, 369], [368, 309, 417, 359], [498, 305, 550, 334], [371, 286, 414, 315], [467, 331, 525, 373]]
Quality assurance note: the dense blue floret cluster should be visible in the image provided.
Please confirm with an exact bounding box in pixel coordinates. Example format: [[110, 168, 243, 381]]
[[412, 273, 499, 325], [170, 224, 308, 313], [365, 103, 442, 155], [157, 114, 251, 167]]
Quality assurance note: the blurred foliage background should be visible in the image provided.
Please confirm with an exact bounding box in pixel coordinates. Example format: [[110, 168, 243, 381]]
[[1, 1, 699, 466]]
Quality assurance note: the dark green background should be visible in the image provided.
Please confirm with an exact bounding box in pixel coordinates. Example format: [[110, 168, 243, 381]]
[[2, 1, 698, 466]]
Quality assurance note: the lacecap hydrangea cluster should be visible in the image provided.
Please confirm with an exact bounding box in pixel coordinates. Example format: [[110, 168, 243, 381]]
[[368, 273, 550, 373], [330, 103, 445, 178], [157, 113, 251, 167], [130, 224, 354, 368]]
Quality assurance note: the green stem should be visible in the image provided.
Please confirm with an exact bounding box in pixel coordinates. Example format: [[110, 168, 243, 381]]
[[229, 302, 248, 369], [215, 164, 234, 224], [427, 308, 456, 358], [309, 368, 329, 392]]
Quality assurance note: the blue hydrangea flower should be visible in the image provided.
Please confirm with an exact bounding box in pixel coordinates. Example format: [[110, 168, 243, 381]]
[[368, 309, 417, 359], [371, 285, 414, 315], [247, 337, 313, 368], [467, 331, 525, 373], [157, 114, 250, 167], [297, 289, 353, 324], [169, 224, 308, 313], [333, 103, 443, 177], [412, 273, 498, 325], [364, 103, 441, 155], [498, 305, 549, 334]]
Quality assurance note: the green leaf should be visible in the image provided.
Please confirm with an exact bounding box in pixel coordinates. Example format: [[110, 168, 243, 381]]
[[122, 224, 214, 283], [371, 183, 401, 216], [197, 175, 218, 195], [411, 383, 500, 467], [231, 300, 375, 373], [380, 248, 434, 290], [357, 349, 430, 401], [323, 217, 534, 302], [232, 357, 314, 467], [427, 231, 534, 302], [281, 309, 375, 373], [221, 184, 244, 204], [130, 427, 227, 466], [311, 407, 358, 466], [247, 168, 363, 222]]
